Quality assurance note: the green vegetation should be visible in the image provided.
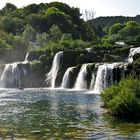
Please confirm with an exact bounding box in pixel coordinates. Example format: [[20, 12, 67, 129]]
[[101, 55, 140, 119], [101, 21, 140, 46], [101, 78, 140, 118], [89, 16, 140, 47], [0, 2, 140, 62], [90, 15, 140, 30], [0, 2, 95, 63]]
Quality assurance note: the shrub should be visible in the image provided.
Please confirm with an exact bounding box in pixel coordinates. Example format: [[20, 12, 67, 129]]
[[101, 79, 140, 118]]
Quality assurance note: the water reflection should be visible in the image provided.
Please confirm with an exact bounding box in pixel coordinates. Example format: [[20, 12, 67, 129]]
[[0, 88, 139, 139]]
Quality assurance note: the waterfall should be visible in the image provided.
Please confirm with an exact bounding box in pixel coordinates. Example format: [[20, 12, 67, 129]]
[[0, 53, 30, 88], [90, 72, 95, 89], [0, 63, 26, 88], [128, 47, 140, 63], [24, 53, 29, 63], [93, 63, 122, 93], [61, 67, 74, 88], [47, 51, 63, 88], [74, 64, 88, 90]]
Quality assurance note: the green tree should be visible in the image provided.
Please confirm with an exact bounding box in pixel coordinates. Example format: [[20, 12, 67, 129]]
[[1, 3, 17, 15], [102, 20, 140, 44], [23, 4, 40, 15], [36, 33, 50, 47], [48, 2, 81, 19], [23, 25, 37, 44], [0, 17, 17, 34], [119, 21, 140, 38], [0, 38, 11, 49], [109, 23, 124, 35], [134, 35, 140, 41], [26, 14, 40, 31], [95, 25, 105, 37], [49, 25, 62, 42], [40, 7, 79, 38], [61, 33, 72, 41]]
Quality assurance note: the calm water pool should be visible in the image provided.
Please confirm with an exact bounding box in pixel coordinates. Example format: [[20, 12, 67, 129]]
[[0, 88, 139, 140]]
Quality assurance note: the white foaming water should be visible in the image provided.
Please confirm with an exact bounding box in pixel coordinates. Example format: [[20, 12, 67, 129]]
[[128, 47, 140, 63], [1, 63, 22, 87], [90, 70, 96, 90], [61, 67, 74, 88], [0, 53, 29, 88], [93, 63, 121, 93], [74, 64, 88, 90], [47, 52, 63, 88], [24, 53, 29, 63]]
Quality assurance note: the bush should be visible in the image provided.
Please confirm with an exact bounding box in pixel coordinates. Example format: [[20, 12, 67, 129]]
[[101, 79, 140, 118]]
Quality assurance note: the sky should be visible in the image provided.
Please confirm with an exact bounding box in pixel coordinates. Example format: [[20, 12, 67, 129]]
[[1, 0, 140, 18]]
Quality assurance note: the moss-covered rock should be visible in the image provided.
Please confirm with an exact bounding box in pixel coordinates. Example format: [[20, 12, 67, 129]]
[[27, 50, 46, 61], [102, 54, 123, 62], [65, 65, 81, 88], [86, 63, 95, 88], [30, 61, 46, 87], [54, 51, 79, 87]]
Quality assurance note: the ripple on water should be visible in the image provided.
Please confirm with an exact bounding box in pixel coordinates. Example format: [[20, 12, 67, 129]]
[[0, 88, 139, 139]]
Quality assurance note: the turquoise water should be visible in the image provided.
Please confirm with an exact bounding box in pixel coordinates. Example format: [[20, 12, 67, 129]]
[[0, 88, 140, 140]]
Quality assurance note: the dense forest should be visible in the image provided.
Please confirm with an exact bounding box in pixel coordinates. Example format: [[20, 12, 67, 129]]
[[0, 2, 95, 63], [1, 2, 140, 63], [90, 15, 140, 28], [90, 16, 140, 44]]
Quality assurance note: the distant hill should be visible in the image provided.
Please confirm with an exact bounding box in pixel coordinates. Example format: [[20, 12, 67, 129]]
[[89, 15, 140, 28]]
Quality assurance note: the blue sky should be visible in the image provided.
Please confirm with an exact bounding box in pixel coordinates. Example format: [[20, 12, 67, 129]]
[[1, 0, 140, 17]]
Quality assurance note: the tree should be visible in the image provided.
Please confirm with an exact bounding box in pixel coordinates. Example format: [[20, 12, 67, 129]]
[[95, 25, 105, 37], [0, 17, 23, 34], [49, 25, 62, 42], [26, 14, 40, 31], [0, 17, 16, 34], [36, 33, 50, 47], [109, 23, 124, 35], [102, 20, 140, 44], [39, 7, 80, 39], [61, 33, 72, 41], [0, 39, 11, 49], [23, 4, 39, 15], [82, 9, 95, 21], [1, 3, 17, 14], [119, 21, 140, 40], [23, 25, 37, 44], [48, 2, 81, 19]]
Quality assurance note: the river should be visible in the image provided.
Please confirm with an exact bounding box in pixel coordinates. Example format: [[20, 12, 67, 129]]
[[0, 88, 139, 139]]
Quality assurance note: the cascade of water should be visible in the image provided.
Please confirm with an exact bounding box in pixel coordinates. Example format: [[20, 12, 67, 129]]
[[0, 53, 30, 88], [61, 67, 74, 88], [93, 63, 121, 93], [128, 47, 140, 63], [89, 64, 100, 90], [74, 64, 88, 90], [24, 53, 29, 63], [0, 63, 21, 87], [47, 51, 63, 88], [90, 71, 96, 90]]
